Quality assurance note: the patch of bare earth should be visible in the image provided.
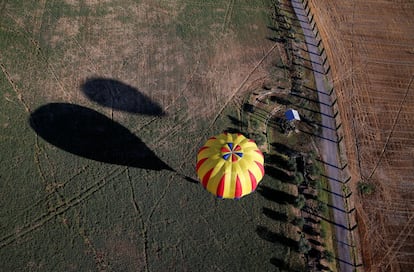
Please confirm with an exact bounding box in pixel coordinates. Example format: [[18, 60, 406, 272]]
[[104, 235, 146, 271], [185, 32, 276, 119], [6, 0, 276, 127], [33, 2, 187, 117], [308, 0, 414, 271]]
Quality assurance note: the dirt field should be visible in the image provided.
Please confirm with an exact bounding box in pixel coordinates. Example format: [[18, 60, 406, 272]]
[[308, 0, 414, 271]]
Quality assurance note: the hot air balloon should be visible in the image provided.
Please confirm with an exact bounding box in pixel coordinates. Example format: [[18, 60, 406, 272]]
[[196, 133, 265, 199]]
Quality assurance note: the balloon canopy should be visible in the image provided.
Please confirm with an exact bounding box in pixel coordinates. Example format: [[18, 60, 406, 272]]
[[196, 133, 265, 199]]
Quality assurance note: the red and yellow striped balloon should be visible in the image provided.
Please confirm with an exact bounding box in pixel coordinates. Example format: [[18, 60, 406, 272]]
[[196, 133, 265, 199]]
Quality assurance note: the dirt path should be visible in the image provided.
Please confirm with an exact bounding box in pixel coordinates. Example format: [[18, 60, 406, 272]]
[[290, 1, 353, 271]]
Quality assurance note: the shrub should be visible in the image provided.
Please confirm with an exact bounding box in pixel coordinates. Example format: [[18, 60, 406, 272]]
[[357, 181, 375, 195], [293, 172, 304, 185], [292, 217, 305, 229], [307, 163, 321, 176], [323, 250, 334, 263], [250, 119, 260, 130], [295, 194, 306, 209], [298, 235, 311, 254], [317, 202, 328, 214], [256, 133, 266, 146], [287, 156, 297, 171]]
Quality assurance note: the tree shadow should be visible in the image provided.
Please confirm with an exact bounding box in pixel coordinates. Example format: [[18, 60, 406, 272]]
[[81, 77, 165, 116], [269, 95, 291, 105], [265, 153, 292, 171], [270, 257, 289, 270], [227, 115, 246, 127], [267, 36, 287, 44], [316, 263, 331, 271], [225, 115, 247, 134], [303, 224, 320, 236], [256, 226, 298, 251], [183, 176, 198, 184], [224, 127, 244, 134], [243, 103, 255, 113], [308, 238, 322, 247], [265, 165, 296, 183], [270, 142, 297, 157], [309, 247, 322, 259], [29, 103, 172, 171], [262, 207, 289, 223], [257, 185, 296, 205], [303, 192, 318, 201], [305, 216, 320, 225]]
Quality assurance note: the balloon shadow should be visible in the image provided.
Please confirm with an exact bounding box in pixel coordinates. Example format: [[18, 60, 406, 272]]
[[29, 103, 172, 171], [81, 77, 165, 116]]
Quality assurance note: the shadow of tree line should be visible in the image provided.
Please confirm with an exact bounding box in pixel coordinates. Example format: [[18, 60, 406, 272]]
[[256, 137, 332, 270]]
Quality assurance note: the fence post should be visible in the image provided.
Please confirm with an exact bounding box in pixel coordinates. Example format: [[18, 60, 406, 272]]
[[320, 47, 325, 56], [343, 176, 351, 183], [322, 56, 327, 66], [325, 65, 331, 75], [318, 39, 322, 48]]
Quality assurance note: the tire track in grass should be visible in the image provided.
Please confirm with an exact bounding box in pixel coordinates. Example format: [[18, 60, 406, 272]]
[[165, 44, 279, 184], [32, 0, 47, 39], [126, 167, 149, 272], [365, 75, 413, 182], [380, 212, 414, 270], [0, 0, 6, 16], [70, 13, 201, 141], [221, 0, 235, 34], [144, 135, 200, 228], [32, 135, 67, 231], [132, 60, 201, 134], [0, 166, 125, 249], [13, 163, 91, 224], [0, 61, 31, 112], [4, 12, 70, 100], [69, 35, 118, 120], [76, 214, 111, 272]]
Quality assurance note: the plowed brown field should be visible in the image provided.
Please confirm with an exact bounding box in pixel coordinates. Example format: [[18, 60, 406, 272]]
[[308, 0, 414, 271]]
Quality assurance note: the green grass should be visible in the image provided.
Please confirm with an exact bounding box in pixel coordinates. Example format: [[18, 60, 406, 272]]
[[317, 162, 338, 270], [0, 0, 312, 271], [0, 0, 338, 269]]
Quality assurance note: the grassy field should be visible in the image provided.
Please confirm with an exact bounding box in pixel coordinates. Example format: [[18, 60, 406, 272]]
[[0, 0, 335, 271]]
